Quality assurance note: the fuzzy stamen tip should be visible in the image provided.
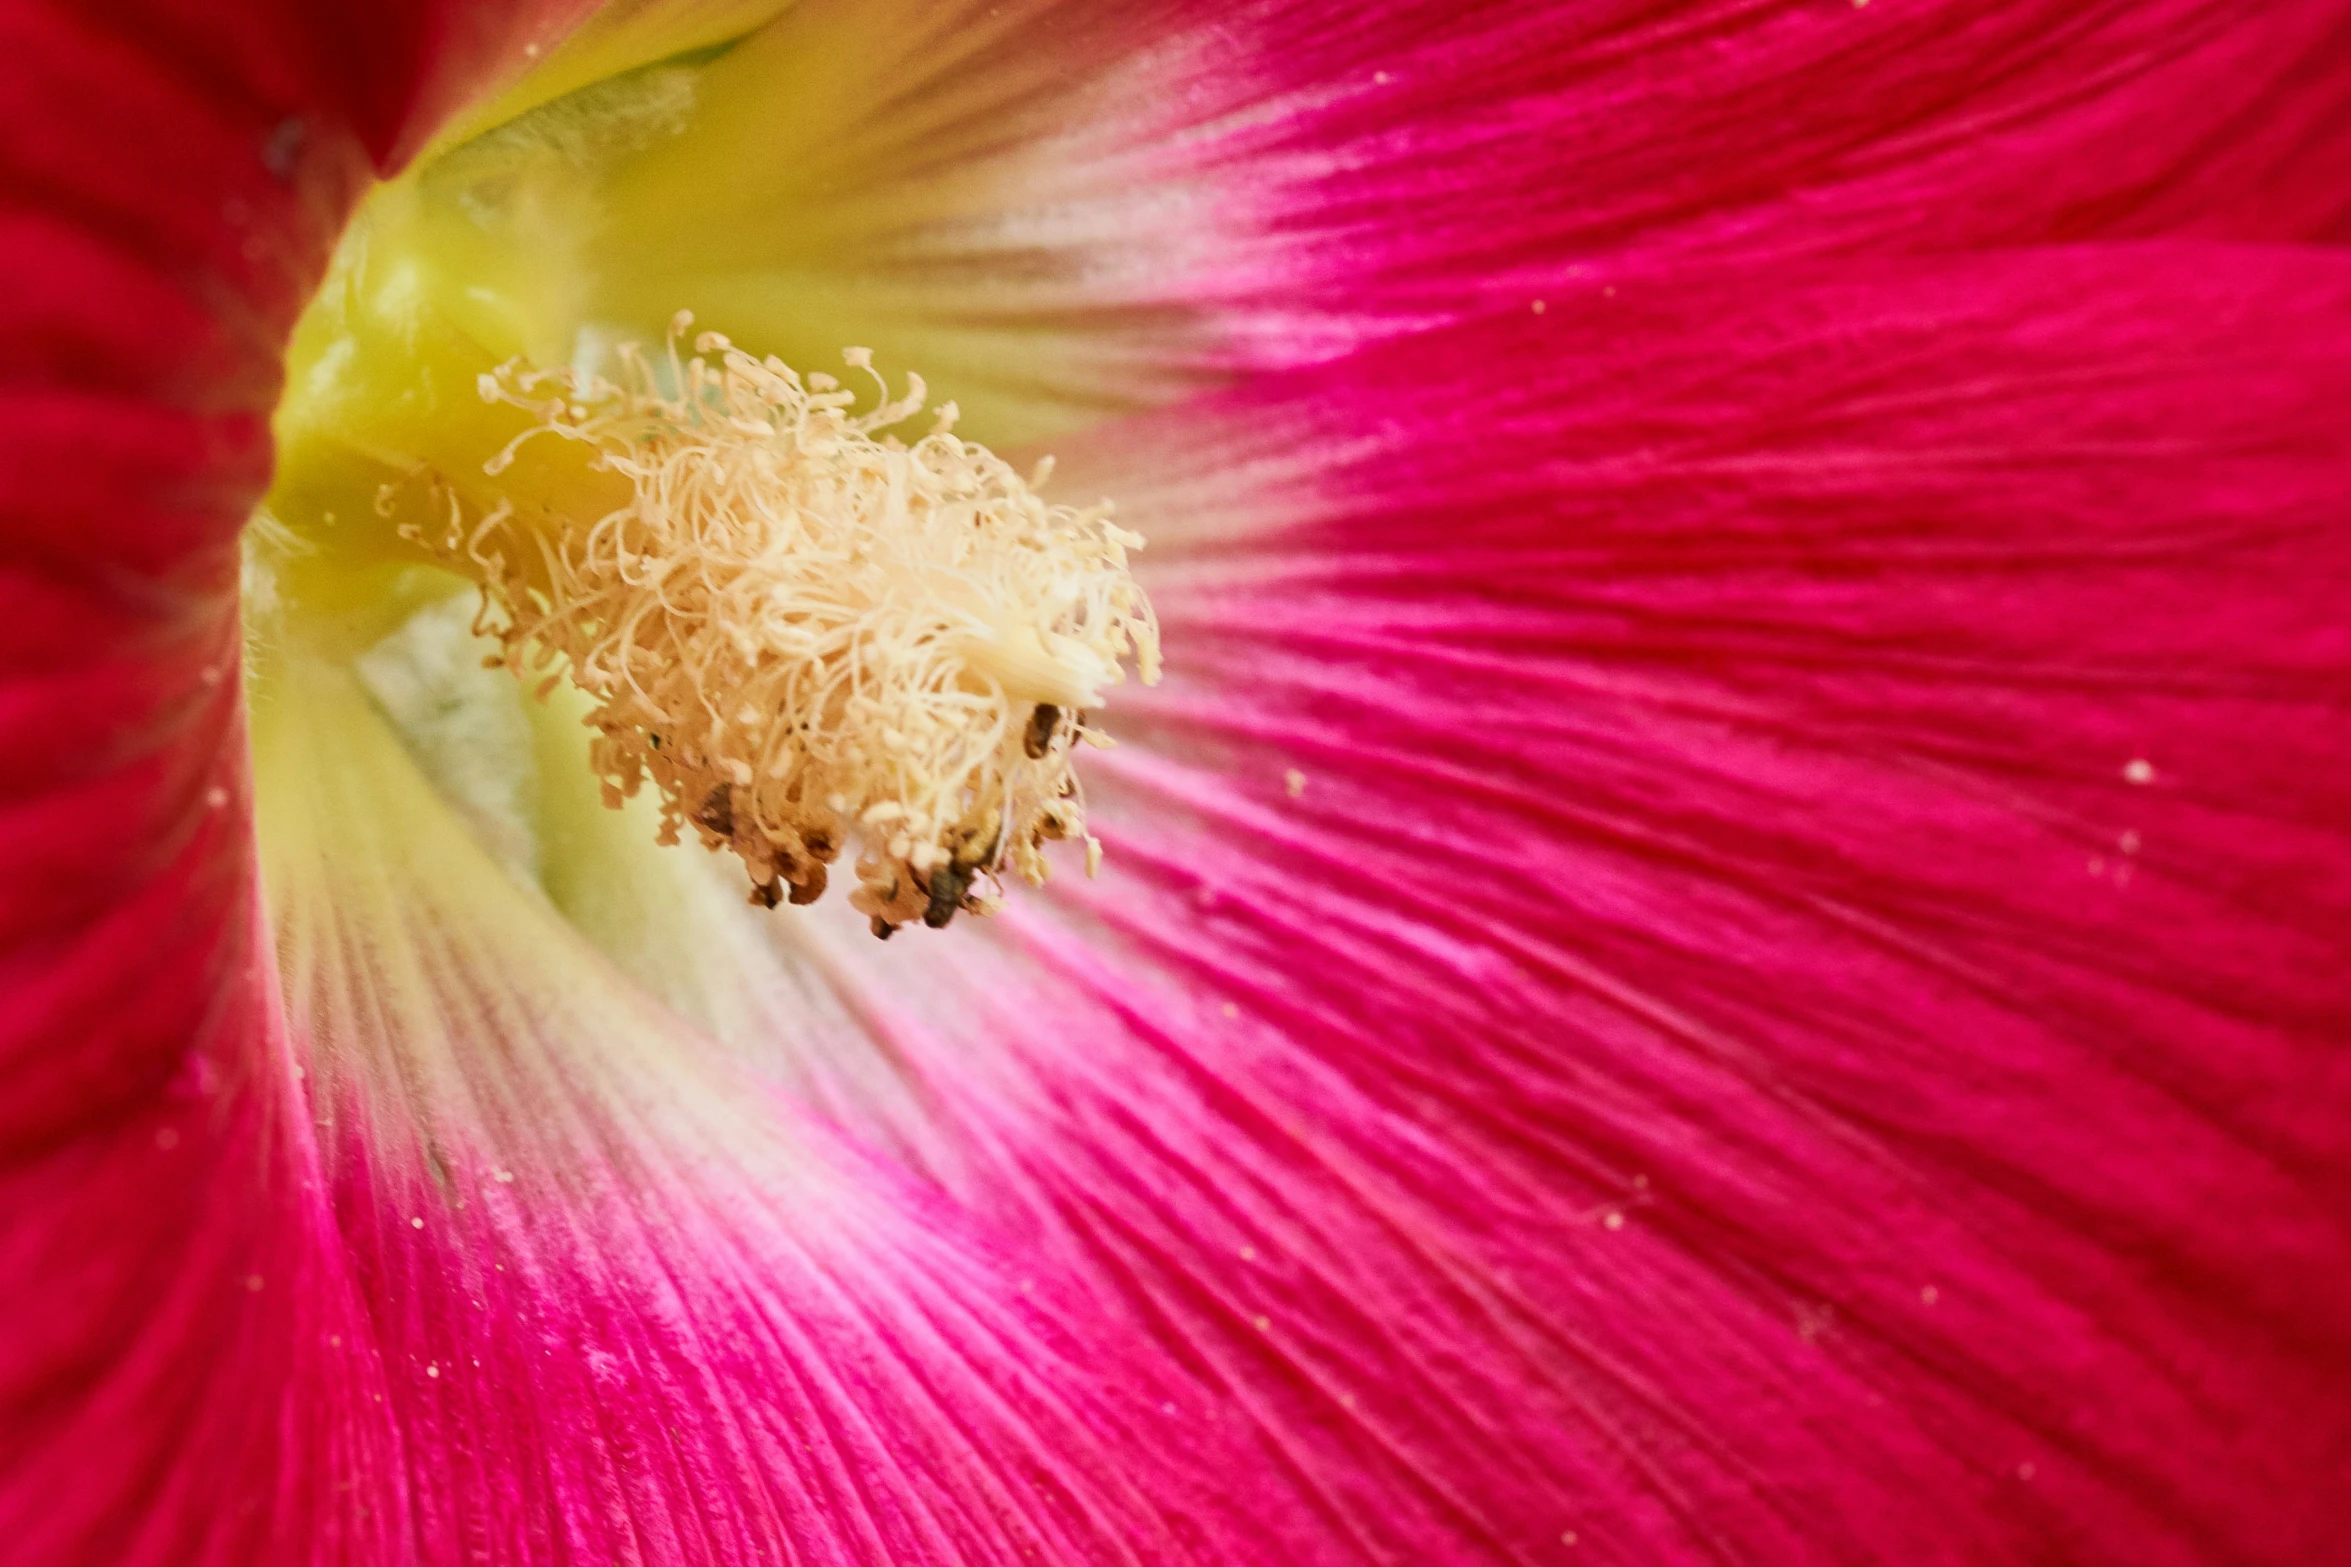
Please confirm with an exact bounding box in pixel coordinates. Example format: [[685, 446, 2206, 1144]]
[[408, 329, 1158, 932]]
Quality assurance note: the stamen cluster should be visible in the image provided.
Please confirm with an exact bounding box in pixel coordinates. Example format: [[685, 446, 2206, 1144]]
[[403, 317, 1158, 935]]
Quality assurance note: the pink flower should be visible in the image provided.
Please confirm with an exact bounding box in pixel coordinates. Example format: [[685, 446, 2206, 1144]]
[[4, 2, 2348, 1563]]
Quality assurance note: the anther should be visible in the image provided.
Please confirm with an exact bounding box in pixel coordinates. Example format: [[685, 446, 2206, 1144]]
[[1024, 703, 1062, 760]]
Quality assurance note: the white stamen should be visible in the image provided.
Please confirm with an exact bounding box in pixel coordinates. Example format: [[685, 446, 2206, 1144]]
[[404, 325, 1157, 935]]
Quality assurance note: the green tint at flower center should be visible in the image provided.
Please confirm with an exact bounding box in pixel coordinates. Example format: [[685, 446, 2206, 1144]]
[[256, 53, 1159, 936]]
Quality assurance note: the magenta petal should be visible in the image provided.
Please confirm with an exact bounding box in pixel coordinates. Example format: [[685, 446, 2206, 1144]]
[[0, 2, 634, 1559], [568, 1, 2351, 430], [1175, 0, 2351, 356], [251, 664, 1310, 1565], [0, 14, 361, 1562], [10, 1, 2351, 1562], [777, 245, 2351, 1565]]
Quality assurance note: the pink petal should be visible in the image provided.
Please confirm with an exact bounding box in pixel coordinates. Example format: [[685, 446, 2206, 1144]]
[[1213, 0, 2351, 303], [768, 244, 2351, 1565], [0, 2, 612, 1558], [11, 2, 2351, 1563], [579, 1, 2351, 434], [250, 662, 1305, 1566], [2, 17, 357, 1564]]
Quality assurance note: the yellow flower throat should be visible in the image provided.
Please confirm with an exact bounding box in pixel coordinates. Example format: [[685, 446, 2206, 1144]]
[[259, 69, 1158, 936]]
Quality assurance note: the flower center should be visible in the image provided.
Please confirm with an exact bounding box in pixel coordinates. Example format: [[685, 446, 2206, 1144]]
[[409, 321, 1157, 932], [258, 62, 1158, 936]]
